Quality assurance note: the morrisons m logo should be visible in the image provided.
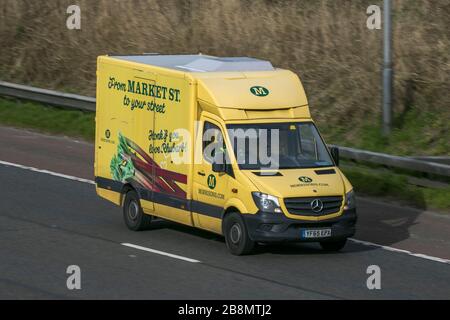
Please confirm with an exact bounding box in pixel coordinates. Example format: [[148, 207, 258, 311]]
[[207, 174, 216, 190], [250, 86, 269, 97]]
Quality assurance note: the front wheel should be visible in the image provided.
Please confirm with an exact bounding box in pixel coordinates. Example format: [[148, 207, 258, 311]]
[[223, 212, 255, 256], [320, 238, 347, 252], [123, 190, 152, 231]]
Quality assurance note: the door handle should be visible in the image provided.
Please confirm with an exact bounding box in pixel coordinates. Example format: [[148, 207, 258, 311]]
[[197, 171, 206, 176]]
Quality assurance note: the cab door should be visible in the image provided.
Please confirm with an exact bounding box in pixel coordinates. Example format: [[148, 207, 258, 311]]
[[192, 116, 233, 233]]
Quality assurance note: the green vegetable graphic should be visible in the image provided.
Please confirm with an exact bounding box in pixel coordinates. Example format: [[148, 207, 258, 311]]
[[109, 132, 187, 198]]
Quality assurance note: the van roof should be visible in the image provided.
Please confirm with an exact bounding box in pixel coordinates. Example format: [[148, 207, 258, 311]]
[[111, 54, 275, 73]]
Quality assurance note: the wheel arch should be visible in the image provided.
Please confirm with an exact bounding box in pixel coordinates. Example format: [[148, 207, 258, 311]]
[[221, 206, 240, 233], [222, 198, 248, 218]]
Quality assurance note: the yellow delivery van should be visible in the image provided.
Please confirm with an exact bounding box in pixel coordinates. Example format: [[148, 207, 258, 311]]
[[95, 54, 357, 255]]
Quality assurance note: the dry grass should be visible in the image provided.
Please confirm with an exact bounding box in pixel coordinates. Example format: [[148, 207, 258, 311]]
[[0, 0, 449, 154]]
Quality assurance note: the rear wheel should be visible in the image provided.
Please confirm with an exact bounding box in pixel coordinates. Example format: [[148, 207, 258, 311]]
[[223, 212, 254, 256], [320, 238, 347, 252], [123, 190, 152, 231]]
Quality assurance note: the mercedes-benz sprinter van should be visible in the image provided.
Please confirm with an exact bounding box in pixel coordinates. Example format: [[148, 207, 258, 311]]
[[95, 54, 357, 255]]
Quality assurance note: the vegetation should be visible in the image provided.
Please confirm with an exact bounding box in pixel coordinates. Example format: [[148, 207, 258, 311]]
[[321, 106, 450, 156], [0, 98, 94, 140], [341, 163, 450, 211]]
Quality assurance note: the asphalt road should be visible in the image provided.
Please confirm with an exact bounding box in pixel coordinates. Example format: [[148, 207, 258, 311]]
[[0, 126, 449, 299]]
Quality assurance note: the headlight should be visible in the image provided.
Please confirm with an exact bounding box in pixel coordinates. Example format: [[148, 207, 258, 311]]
[[252, 192, 282, 213], [344, 190, 356, 210]]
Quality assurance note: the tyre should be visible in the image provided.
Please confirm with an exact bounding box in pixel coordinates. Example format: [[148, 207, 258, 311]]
[[320, 238, 347, 252], [123, 190, 152, 231], [223, 212, 255, 256]]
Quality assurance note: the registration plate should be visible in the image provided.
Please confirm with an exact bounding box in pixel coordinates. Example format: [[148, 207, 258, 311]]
[[301, 229, 332, 239]]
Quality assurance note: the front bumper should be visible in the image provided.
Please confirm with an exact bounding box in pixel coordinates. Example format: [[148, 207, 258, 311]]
[[242, 209, 357, 243]]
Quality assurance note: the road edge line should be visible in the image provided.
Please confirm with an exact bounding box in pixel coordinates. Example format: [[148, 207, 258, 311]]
[[0, 160, 94, 185], [349, 238, 450, 264]]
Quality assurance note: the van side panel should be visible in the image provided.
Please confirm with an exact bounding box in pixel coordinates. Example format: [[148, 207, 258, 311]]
[[95, 58, 135, 206], [95, 57, 195, 226]]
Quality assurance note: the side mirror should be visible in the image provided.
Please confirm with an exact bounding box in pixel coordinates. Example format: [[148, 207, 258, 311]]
[[330, 147, 339, 166], [212, 162, 226, 173]]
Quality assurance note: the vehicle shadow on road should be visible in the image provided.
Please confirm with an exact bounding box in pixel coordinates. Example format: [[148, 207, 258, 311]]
[[147, 195, 427, 255], [353, 196, 426, 249], [149, 219, 224, 241], [147, 218, 383, 256]]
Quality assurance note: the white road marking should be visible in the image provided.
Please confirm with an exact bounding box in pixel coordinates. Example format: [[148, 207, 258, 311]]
[[0, 160, 95, 185], [121, 243, 201, 263], [1, 159, 449, 265], [349, 238, 450, 264]]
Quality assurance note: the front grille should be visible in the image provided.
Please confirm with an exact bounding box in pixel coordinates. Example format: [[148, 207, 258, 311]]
[[284, 196, 343, 216]]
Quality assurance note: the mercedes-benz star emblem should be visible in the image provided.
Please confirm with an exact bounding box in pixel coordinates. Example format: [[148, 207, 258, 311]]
[[310, 199, 323, 213]]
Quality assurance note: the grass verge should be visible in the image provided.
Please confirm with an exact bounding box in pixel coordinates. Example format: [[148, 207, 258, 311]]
[[0, 97, 94, 141], [341, 163, 450, 211], [321, 105, 450, 157], [1, 97, 448, 211]]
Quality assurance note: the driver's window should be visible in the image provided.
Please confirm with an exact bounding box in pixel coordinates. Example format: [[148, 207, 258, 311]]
[[203, 121, 226, 164]]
